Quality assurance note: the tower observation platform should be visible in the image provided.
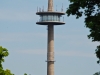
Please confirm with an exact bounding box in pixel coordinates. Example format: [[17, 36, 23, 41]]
[[36, 0, 65, 75], [36, 11, 65, 25]]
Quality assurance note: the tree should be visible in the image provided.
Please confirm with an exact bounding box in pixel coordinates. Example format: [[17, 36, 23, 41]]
[[0, 46, 28, 75], [94, 72, 100, 75], [24, 73, 27, 75], [0, 46, 9, 69], [66, 0, 100, 63], [0, 46, 14, 75], [4, 69, 14, 75], [0, 68, 4, 75]]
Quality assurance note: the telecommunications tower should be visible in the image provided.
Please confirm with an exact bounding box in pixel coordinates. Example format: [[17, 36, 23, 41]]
[[36, 0, 65, 75]]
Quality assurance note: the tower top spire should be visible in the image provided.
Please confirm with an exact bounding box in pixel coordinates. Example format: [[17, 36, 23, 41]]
[[48, 0, 53, 11]]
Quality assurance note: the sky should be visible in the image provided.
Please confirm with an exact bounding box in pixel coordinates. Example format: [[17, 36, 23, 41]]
[[0, 0, 100, 75]]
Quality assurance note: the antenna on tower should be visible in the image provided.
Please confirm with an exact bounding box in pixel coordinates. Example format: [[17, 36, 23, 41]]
[[39, 7, 41, 12], [61, 3, 63, 12], [42, 6, 44, 12], [56, 5, 57, 11], [39, 7, 40, 12], [37, 6, 38, 12], [40, 8, 41, 12]]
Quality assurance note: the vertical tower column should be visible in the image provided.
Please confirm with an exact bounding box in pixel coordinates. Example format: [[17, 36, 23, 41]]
[[47, 25, 54, 75], [47, 0, 54, 75], [48, 0, 53, 11]]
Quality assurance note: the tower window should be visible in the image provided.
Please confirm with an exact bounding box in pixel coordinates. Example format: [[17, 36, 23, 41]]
[[39, 14, 61, 22]]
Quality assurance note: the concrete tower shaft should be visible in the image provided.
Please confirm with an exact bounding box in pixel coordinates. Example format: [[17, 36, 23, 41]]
[[48, 0, 53, 11], [47, 1, 54, 75], [47, 25, 54, 75]]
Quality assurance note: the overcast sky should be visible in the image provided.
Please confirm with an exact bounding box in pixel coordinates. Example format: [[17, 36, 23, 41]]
[[0, 0, 100, 75]]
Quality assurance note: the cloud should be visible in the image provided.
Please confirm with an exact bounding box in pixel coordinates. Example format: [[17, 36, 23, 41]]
[[55, 50, 95, 57], [0, 10, 38, 21], [55, 33, 100, 47], [16, 49, 46, 55], [0, 32, 99, 49], [0, 32, 46, 42], [15, 49, 95, 58]]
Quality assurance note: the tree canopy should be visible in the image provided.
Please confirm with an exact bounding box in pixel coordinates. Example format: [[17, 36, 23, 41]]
[[66, 0, 100, 63], [0, 46, 9, 69], [0, 46, 28, 75], [94, 72, 100, 75], [0, 46, 14, 75]]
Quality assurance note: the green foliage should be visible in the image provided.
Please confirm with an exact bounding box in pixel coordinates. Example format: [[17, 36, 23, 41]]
[[3, 69, 14, 75], [0, 46, 14, 75], [24, 73, 27, 75], [66, 0, 100, 63], [95, 45, 100, 64], [94, 72, 100, 75], [0, 46, 28, 75], [0, 69, 14, 75], [0, 68, 4, 75], [0, 46, 9, 69]]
